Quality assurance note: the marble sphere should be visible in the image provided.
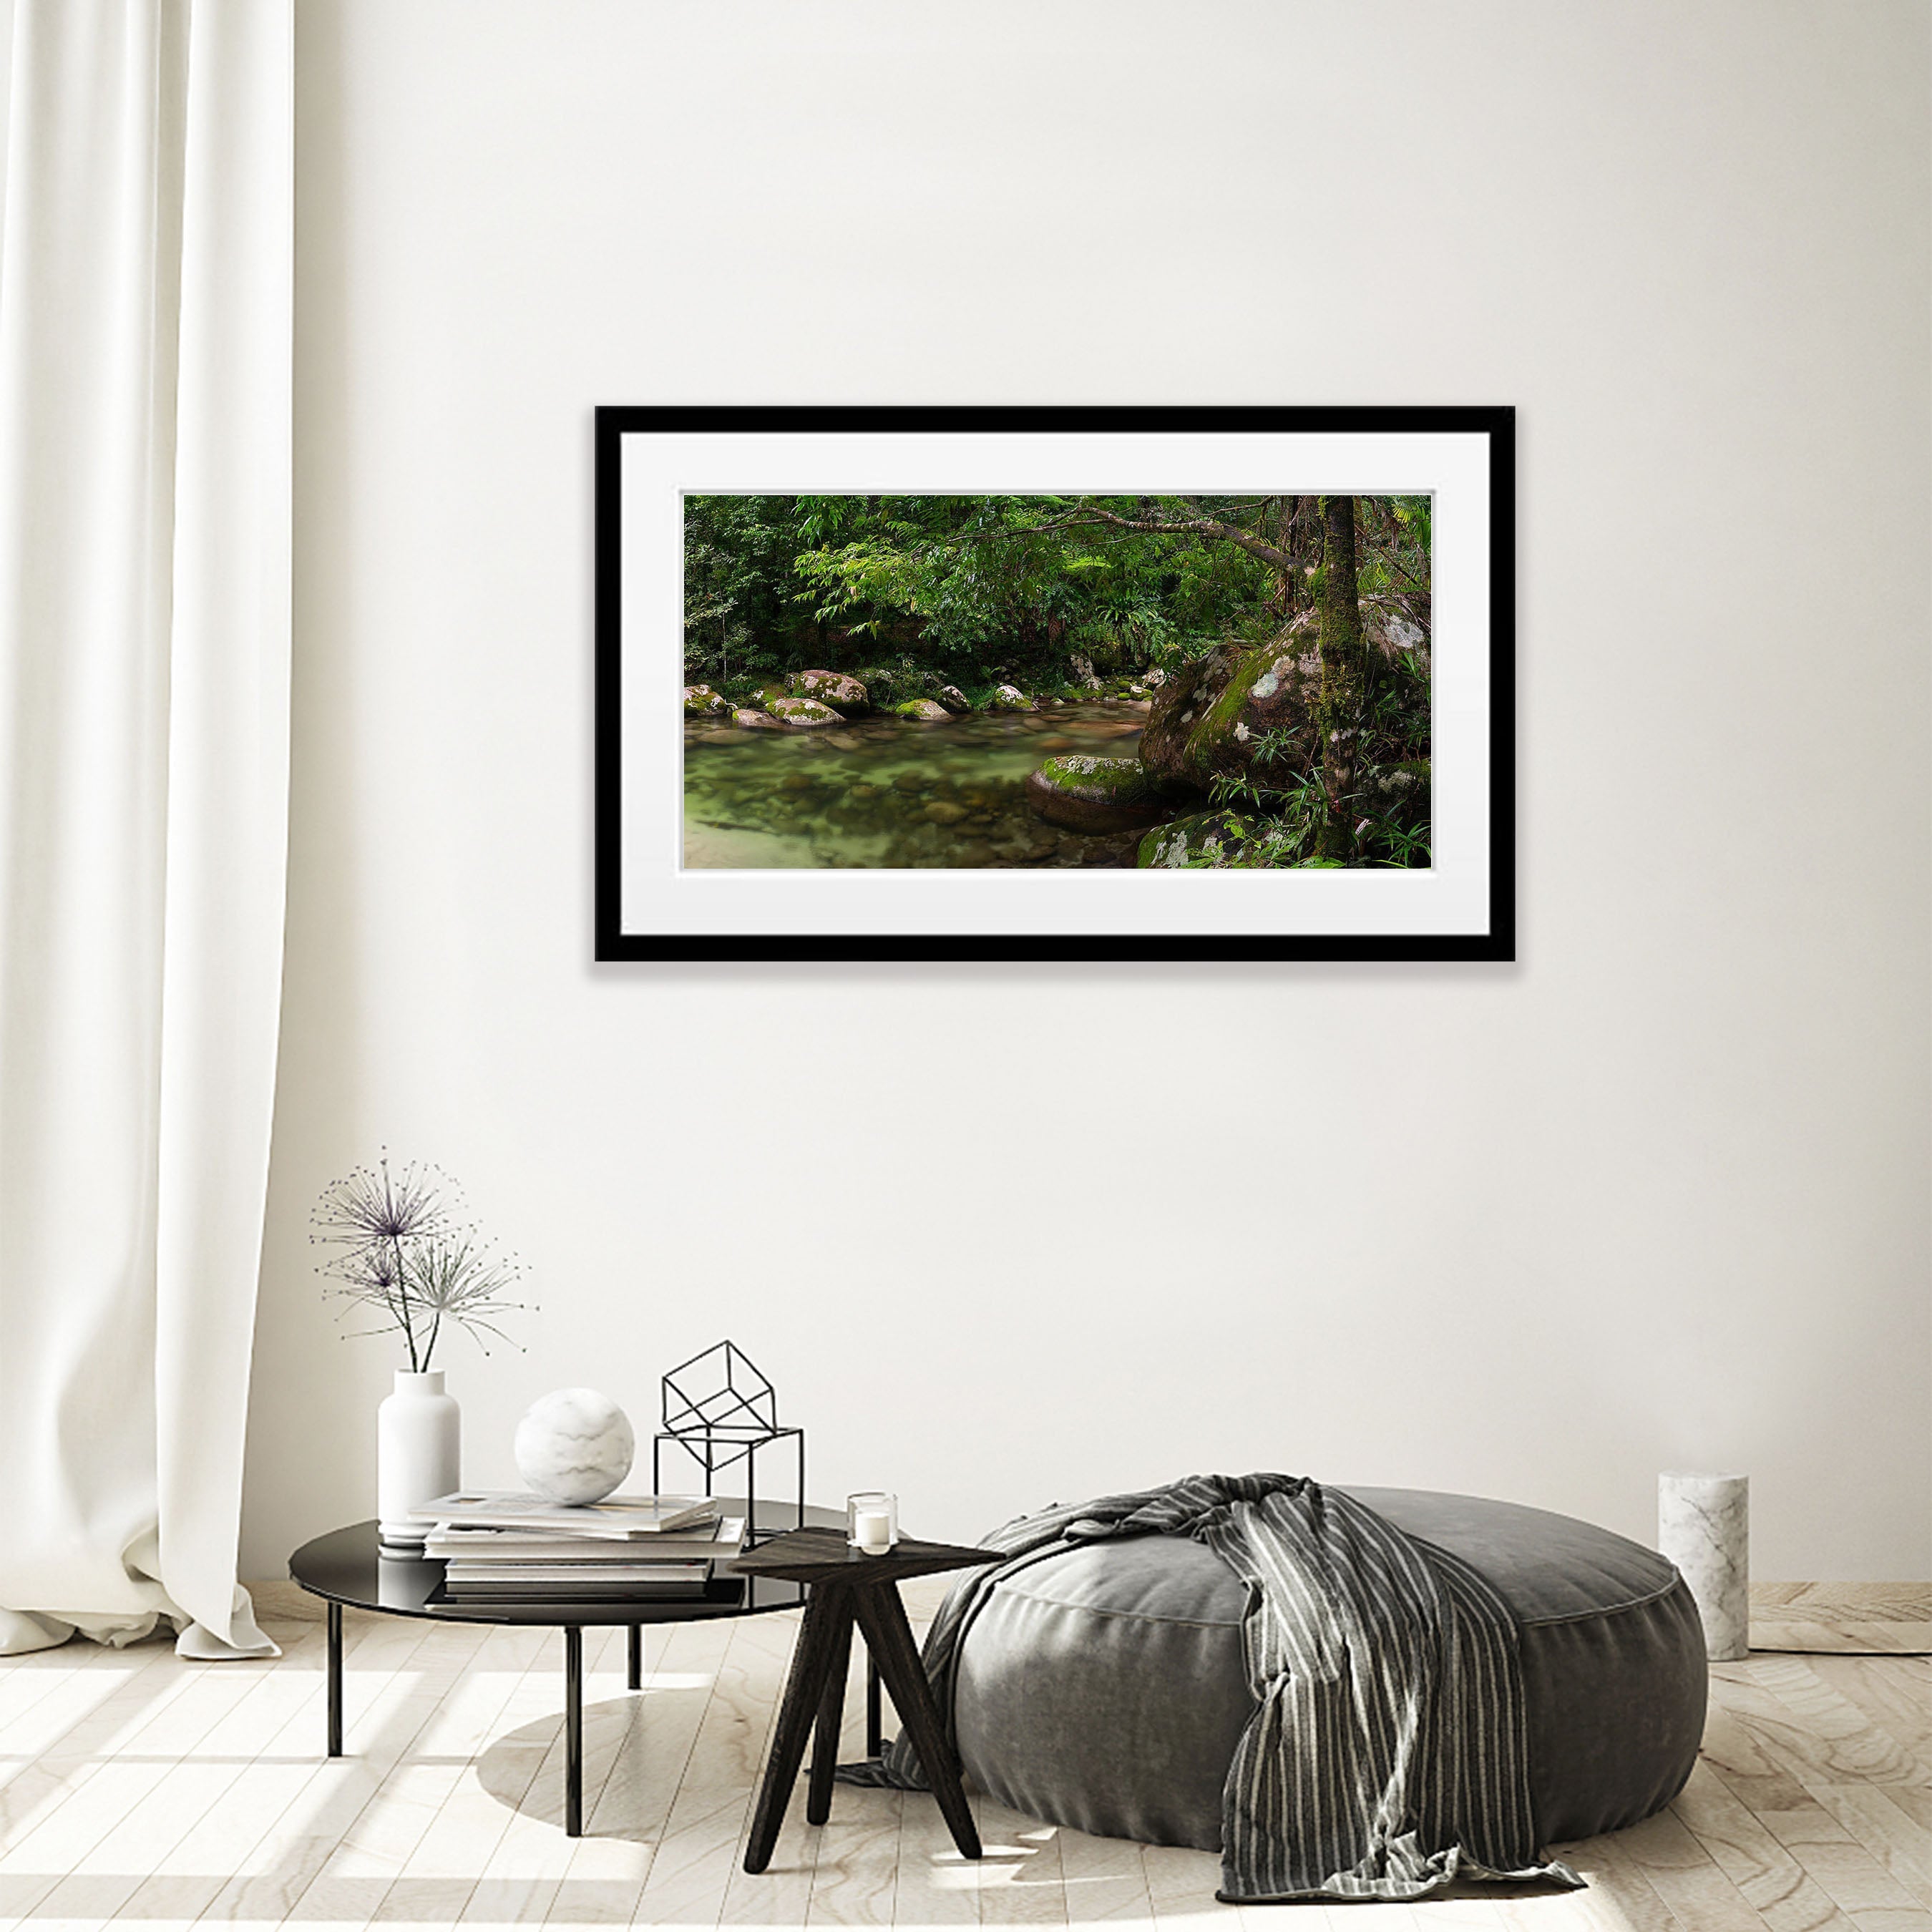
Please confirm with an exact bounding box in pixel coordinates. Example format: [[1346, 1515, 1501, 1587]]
[[514, 1388, 635, 1506]]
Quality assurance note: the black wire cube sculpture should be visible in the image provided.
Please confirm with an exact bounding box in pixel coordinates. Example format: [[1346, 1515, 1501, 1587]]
[[653, 1341, 804, 1546]]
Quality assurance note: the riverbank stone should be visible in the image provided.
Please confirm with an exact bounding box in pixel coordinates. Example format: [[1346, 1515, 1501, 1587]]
[[762, 693, 844, 727], [936, 686, 972, 714], [683, 684, 731, 717], [731, 708, 784, 730], [1141, 625, 1322, 794], [1138, 812, 1254, 869], [1374, 758, 1431, 824], [1025, 755, 1172, 834], [988, 684, 1033, 712], [786, 669, 869, 714], [892, 698, 952, 721]]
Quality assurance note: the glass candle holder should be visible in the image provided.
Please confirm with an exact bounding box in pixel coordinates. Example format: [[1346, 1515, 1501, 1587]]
[[847, 1491, 898, 1553]]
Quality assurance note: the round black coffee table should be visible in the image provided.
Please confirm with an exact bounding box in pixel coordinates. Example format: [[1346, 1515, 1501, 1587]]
[[290, 1499, 846, 1835]]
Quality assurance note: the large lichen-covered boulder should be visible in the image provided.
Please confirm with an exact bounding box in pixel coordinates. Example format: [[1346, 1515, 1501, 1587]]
[[892, 698, 952, 722], [730, 708, 784, 731], [786, 669, 869, 714], [1137, 812, 1254, 869], [935, 685, 972, 714], [1024, 755, 1172, 834], [988, 684, 1033, 712], [683, 684, 731, 717], [1141, 625, 1322, 794], [762, 693, 844, 728], [1366, 598, 1429, 663]]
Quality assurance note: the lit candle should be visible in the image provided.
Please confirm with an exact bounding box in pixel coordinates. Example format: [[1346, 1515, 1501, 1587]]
[[855, 1508, 892, 1553]]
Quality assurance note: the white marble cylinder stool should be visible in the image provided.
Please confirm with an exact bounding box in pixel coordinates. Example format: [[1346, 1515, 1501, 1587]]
[[1657, 1472, 1749, 1662]]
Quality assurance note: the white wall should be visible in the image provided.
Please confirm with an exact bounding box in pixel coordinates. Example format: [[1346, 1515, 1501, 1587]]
[[243, 0, 1932, 1581]]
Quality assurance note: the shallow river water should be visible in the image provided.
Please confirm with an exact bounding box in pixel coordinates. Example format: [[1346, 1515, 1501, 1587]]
[[683, 701, 1150, 869]]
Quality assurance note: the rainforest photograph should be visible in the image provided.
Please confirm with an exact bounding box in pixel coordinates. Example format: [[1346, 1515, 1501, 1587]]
[[681, 492, 1431, 871]]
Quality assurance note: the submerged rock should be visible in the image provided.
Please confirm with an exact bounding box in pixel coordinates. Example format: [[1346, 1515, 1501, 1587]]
[[763, 693, 844, 728], [922, 801, 970, 825], [892, 698, 952, 721], [936, 686, 972, 713], [988, 684, 1033, 712], [1024, 755, 1172, 834], [786, 669, 869, 714], [683, 684, 731, 717]]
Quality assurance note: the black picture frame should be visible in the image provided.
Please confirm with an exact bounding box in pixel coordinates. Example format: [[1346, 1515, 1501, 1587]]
[[595, 404, 1514, 963]]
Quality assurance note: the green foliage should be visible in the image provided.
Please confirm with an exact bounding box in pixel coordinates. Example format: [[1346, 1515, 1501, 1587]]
[[683, 493, 1350, 691], [682, 492, 1434, 869]]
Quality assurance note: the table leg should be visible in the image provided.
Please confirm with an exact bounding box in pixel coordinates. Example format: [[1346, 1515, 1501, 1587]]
[[743, 1587, 847, 1874], [806, 1594, 854, 1826], [853, 1588, 980, 1860], [326, 1601, 343, 1757], [628, 1624, 643, 1692], [564, 1626, 584, 1837], [866, 1651, 882, 1757]]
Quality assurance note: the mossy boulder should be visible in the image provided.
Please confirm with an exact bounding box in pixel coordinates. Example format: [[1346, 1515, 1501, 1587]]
[[1366, 600, 1429, 663], [1138, 812, 1254, 869], [892, 698, 952, 721], [1141, 621, 1322, 794], [1372, 758, 1431, 825], [683, 684, 731, 717], [762, 693, 844, 728], [1023, 755, 1171, 834], [786, 669, 869, 714], [988, 684, 1033, 712], [731, 708, 784, 731], [935, 685, 972, 714]]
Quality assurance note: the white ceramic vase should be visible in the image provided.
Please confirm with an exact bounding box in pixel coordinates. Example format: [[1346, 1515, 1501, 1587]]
[[378, 1369, 461, 1548]]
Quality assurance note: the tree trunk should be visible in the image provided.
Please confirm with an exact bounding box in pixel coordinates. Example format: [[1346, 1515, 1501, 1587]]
[[1314, 494, 1365, 859]]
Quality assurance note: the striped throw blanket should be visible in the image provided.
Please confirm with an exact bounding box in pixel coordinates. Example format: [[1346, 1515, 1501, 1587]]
[[848, 1473, 1584, 1904]]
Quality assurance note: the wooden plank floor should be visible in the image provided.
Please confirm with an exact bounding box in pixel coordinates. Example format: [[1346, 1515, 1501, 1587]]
[[0, 1581, 1923, 1929]]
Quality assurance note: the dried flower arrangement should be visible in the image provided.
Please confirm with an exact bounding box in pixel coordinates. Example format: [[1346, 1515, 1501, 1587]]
[[309, 1153, 529, 1370]]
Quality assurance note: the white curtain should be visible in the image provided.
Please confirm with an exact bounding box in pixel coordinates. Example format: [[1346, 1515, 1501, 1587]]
[[0, 0, 291, 1656]]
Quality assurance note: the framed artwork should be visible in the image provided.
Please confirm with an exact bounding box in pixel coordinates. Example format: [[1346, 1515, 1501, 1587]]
[[595, 405, 1513, 962]]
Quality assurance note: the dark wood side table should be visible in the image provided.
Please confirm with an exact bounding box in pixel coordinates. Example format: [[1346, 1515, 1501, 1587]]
[[729, 1526, 1002, 1875]]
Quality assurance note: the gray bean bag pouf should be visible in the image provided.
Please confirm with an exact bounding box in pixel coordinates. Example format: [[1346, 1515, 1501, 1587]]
[[952, 1486, 1706, 1852]]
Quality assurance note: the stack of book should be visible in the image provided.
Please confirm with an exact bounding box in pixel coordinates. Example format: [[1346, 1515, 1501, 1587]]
[[419, 1492, 745, 1601]]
